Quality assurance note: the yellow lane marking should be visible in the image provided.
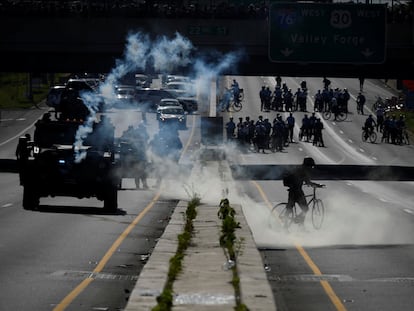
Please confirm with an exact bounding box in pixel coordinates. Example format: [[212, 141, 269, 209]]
[[251, 180, 347, 311], [53, 191, 162, 311], [53, 278, 94, 311], [55, 109, 195, 310]]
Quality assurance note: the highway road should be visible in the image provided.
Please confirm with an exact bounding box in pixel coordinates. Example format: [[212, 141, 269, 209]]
[[0, 76, 413, 311], [0, 104, 191, 310], [217, 76, 414, 311]]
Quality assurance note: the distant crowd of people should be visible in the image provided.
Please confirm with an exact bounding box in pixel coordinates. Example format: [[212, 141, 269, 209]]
[[0, 1, 411, 23], [366, 108, 409, 145], [225, 73, 411, 152], [258, 76, 351, 120], [225, 112, 325, 154]]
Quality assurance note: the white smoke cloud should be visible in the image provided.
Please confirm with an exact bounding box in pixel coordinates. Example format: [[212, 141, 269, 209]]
[[192, 50, 244, 99], [151, 32, 193, 72], [240, 180, 414, 248], [75, 31, 244, 162]]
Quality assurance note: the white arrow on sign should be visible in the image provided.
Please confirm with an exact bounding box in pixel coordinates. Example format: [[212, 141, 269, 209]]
[[280, 48, 293, 57], [361, 48, 374, 58]]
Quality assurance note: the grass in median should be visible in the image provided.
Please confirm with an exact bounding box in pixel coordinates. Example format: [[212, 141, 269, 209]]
[[0, 73, 69, 109], [152, 195, 200, 311], [218, 198, 249, 311]]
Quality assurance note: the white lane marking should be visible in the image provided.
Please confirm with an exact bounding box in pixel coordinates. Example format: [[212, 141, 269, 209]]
[[16, 118, 26, 121], [372, 156, 378, 161], [270, 78, 375, 164], [404, 209, 414, 215], [379, 198, 388, 202], [339, 130, 344, 134], [348, 139, 353, 143], [2, 203, 12, 208], [0, 117, 41, 147], [359, 148, 365, 153]]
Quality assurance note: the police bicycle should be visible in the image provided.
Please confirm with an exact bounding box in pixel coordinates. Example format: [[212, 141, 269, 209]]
[[322, 106, 347, 122], [395, 127, 410, 145], [362, 126, 377, 143], [271, 184, 326, 230], [218, 89, 243, 112], [231, 88, 244, 111]]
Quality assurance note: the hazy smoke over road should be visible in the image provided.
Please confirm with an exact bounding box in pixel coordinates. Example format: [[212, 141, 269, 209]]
[[241, 180, 414, 248], [75, 31, 243, 162]]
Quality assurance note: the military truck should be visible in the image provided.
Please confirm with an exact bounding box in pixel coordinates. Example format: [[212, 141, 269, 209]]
[[18, 101, 119, 212]]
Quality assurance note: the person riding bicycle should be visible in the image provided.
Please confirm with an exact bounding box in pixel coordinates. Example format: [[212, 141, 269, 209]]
[[364, 114, 377, 138], [283, 157, 324, 225], [231, 79, 240, 104]]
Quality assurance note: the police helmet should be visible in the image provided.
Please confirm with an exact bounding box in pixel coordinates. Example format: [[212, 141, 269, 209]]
[[303, 157, 315, 168]]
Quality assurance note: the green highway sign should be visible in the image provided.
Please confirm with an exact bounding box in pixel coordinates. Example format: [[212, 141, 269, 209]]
[[269, 3, 386, 63]]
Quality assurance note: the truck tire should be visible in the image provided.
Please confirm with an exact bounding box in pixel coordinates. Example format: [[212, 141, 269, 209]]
[[23, 184, 39, 210], [103, 185, 118, 213]]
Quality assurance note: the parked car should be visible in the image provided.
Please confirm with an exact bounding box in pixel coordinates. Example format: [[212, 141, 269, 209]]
[[136, 88, 178, 111], [156, 98, 183, 111], [136, 88, 198, 113], [66, 78, 100, 92], [135, 73, 152, 88], [46, 85, 66, 108], [112, 85, 137, 108], [163, 75, 191, 86], [164, 81, 196, 97], [156, 106, 187, 130], [60, 79, 105, 113]]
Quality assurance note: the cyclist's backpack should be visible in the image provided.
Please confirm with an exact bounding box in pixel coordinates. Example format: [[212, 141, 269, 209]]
[[283, 172, 294, 187]]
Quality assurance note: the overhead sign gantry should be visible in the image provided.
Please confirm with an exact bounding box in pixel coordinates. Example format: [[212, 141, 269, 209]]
[[269, 3, 387, 64]]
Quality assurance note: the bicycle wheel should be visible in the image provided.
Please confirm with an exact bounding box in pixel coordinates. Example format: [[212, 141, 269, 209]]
[[362, 130, 368, 142], [368, 131, 377, 143], [337, 111, 347, 121], [232, 101, 242, 112], [238, 89, 244, 101], [271, 203, 294, 229], [311, 199, 325, 230], [322, 111, 331, 120]]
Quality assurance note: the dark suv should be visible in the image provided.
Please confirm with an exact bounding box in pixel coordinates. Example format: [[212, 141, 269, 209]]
[[60, 79, 105, 113], [46, 85, 66, 108]]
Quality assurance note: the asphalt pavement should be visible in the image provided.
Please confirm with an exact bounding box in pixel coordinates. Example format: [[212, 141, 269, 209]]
[[125, 160, 277, 311]]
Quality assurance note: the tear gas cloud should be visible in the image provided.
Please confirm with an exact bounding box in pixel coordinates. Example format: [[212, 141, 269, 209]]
[[241, 180, 414, 249], [142, 136, 414, 249], [72, 31, 413, 250], [75, 31, 244, 162]]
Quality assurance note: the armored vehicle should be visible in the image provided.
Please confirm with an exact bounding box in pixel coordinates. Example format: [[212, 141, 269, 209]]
[[17, 107, 119, 212]]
